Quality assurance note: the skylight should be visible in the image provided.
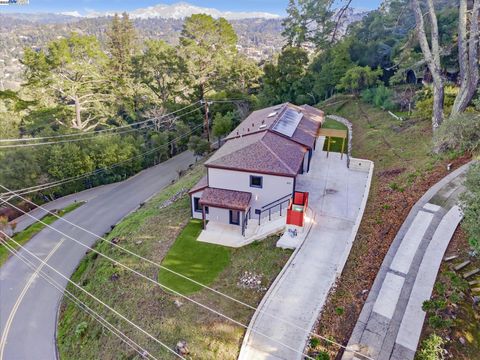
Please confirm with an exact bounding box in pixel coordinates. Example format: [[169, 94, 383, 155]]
[[271, 109, 302, 137]]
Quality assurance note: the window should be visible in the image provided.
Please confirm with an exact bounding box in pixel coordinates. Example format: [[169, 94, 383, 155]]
[[250, 175, 263, 188], [229, 210, 240, 225], [193, 197, 208, 213]]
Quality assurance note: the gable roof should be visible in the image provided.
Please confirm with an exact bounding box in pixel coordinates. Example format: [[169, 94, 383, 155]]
[[205, 103, 324, 177]]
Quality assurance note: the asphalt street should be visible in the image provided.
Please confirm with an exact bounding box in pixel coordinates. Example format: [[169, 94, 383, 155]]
[[0, 151, 196, 360]]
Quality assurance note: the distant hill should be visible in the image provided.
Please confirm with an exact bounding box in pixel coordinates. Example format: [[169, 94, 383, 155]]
[[0, 3, 369, 90]]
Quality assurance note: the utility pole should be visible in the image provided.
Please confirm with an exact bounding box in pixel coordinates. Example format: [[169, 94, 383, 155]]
[[202, 99, 210, 142]]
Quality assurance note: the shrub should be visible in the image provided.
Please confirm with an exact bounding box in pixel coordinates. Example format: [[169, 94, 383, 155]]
[[460, 163, 480, 256], [75, 321, 88, 338], [434, 113, 480, 153], [417, 333, 445, 360], [414, 86, 457, 121], [310, 337, 320, 348], [316, 351, 330, 360], [334, 306, 344, 316], [361, 85, 395, 110]]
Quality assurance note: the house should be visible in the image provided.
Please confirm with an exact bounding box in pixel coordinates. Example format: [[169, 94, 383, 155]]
[[188, 103, 324, 236]]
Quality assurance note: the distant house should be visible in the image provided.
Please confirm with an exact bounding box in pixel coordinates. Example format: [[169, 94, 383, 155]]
[[188, 103, 324, 235]]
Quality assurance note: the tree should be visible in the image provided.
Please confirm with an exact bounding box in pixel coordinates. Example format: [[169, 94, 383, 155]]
[[179, 14, 238, 140], [134, 40, 187, 105], [336, 66, 382, 94], [188, 135, 210, 158], [282, 0, 335, 48], [212, 112, 233, 146], [411, 0, 444, 131], [106, 13, 138, 80], [22, 34, 113, 131], [259, 47, 310, 105], [451, 0, 480, 116]]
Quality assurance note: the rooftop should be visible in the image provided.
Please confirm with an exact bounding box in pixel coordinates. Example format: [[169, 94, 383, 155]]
[[199, 187, 252, 211], [205, 103, 324, 176]]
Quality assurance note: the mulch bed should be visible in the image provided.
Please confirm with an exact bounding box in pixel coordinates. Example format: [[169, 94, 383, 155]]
[[311, 153, 472, 359]]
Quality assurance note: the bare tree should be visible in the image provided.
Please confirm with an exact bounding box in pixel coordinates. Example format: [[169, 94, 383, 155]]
[[412, 0, 445, 131], [451, 0, 480, 116]]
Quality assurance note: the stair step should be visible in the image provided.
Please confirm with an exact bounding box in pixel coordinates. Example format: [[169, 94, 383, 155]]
[[471, 287, 480, 293], [468, 279, 480, 286], [463, 268, 480, 279], [454, 260, 471, 271], [444, 255, 458, 262]]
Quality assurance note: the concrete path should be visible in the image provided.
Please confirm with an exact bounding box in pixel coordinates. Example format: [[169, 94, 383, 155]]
[[343, 162, 473, 360], [239, 139, 373, 360], [0, 151, 196, 360]]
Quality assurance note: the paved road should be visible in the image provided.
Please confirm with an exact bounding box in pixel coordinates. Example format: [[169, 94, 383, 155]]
[[0, 151, 196, 360], [239, 139, 373, 360], [343, 162, 473, 360]]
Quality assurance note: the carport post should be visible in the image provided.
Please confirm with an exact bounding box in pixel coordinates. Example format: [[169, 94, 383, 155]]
[[341, 137, 345, 160], [202, 206, 206, 229]]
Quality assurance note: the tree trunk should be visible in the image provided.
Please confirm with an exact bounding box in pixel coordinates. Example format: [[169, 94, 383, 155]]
[[74, 96, 82, 130], [451, 0, 480, 117], [412, 0, 445, 131]]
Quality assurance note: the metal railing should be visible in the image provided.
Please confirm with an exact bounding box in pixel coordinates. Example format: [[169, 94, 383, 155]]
[[257, 194, 292, 225]]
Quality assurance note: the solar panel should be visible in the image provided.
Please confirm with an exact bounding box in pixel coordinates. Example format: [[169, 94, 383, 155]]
[[271, 109, 302, 137]]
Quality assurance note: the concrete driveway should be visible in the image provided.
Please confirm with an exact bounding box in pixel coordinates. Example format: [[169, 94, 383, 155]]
[[0, 151, 196, 360], [239, 140, 373, 360]]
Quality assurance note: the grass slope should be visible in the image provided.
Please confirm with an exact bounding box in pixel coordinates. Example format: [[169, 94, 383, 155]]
[[158, 219, 231, 294], [0, 201, 84, 266], [57, 163, 292, 360], [322, 117, 348, 153]]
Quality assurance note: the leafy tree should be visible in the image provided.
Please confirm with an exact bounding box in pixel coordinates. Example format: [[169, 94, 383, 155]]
[[179, 14, 238, 139], [310, 40, 353, 100], [336, 66, 382, 94], [134, 40, 187, 105], [282, 0, 335, 48], [22, 33, 113, 131], [188, 135, 210, 157], [461, 163, 480, 256], [106, 13, 138, 80], [212, 112, 233, 145], [259, 47, 310, 105]]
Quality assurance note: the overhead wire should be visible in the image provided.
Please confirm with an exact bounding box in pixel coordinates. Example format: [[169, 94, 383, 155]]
[[1, 193, 374, 360], [0, 232, 186, 360], [0, 240, 158, 360]]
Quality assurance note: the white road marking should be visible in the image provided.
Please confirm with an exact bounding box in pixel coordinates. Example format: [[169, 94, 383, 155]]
[[0, 238, 65, 360]]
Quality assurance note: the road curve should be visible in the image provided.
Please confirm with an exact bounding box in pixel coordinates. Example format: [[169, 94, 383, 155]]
[[0, 151, 196, 360]]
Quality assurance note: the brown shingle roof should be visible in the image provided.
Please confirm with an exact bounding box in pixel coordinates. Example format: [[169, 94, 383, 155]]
[[205, 131, 306, 176], [205, 103, 324, 177], [200, 187, 252, 211], [188, 175, 208, 194]]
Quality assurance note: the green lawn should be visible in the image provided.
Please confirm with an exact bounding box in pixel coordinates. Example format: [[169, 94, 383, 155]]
[[322, 117, 348, 153], [158, 219, 231, 294], [57, 163, 292, 360], [0, 201, 84, 266]]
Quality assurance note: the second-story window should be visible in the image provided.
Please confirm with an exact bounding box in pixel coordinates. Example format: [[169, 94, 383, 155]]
[[250, 175, 263, 188]]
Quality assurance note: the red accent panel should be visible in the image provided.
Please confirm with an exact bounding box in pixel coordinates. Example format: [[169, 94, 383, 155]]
[[286, 191, 309, 227]]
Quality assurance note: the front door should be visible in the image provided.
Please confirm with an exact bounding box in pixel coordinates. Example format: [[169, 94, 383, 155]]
[[229, 210, 240, 225]]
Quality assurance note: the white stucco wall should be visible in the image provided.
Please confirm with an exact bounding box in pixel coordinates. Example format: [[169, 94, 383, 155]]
[[207, 167, 294, 213], [208, 207, 233, 224], [190, 190, 208, 220]]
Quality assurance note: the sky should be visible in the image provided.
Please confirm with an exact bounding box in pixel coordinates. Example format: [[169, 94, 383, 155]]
[[0, 0, 383, 16]]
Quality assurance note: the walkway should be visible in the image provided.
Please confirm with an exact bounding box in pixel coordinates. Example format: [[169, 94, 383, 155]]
[[343, 162, 473, 360], [239, 138, 373, 360]]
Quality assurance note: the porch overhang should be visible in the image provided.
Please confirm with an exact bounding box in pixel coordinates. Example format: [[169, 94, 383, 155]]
[[199, 187, 252, 211]]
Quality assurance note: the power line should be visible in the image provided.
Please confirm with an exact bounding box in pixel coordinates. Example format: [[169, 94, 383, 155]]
[[0, 232, 186, 360], [1, 187, 374, 360], [0, 113, 204, 199], [0, 240, 158, 360], [0, 101, 202, 143], [0, 199, 317, 360]]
